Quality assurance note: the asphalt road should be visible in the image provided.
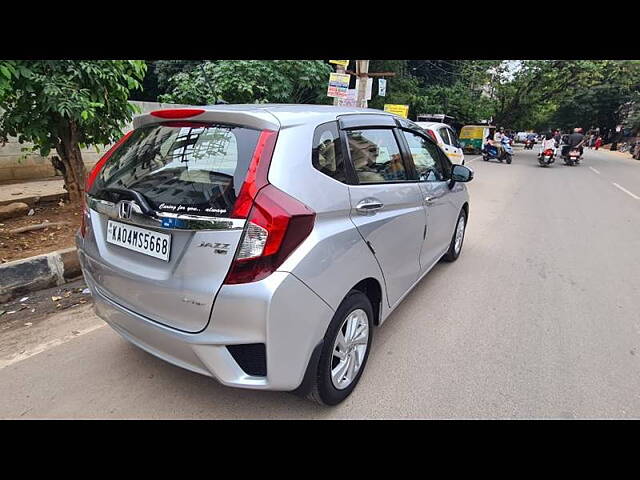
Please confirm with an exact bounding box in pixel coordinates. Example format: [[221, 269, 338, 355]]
[[1, 146, 639, 419]]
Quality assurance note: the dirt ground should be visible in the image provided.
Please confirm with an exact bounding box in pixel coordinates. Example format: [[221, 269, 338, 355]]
[[0, 200, 82, 263], [0, 278, 90, 329]]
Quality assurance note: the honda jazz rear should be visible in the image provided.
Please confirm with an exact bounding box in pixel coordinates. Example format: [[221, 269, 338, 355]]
[[77, 105, 472, 405]]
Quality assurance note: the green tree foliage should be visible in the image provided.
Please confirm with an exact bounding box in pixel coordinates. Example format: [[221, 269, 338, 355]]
[[159, 60, 332, 105], [0, 60, 147, 203], [368, 60, 420, 114], [549, 61, 639, 134], [493, 60, 640, 132], [0, 61, 20, 98], [369, 60, 501, 124], [154, 60, 202, 93]]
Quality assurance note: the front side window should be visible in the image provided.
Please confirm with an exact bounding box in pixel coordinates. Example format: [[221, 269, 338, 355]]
[[312, 122, 346, 183], [402, 130, 446, 182], [346, 129, 407, 183]]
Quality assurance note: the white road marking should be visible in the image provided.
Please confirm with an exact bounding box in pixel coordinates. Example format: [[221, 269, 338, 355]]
[[589, 167, 600, 174], [612, 183, 640, 200], [0, 323, 106, 370]]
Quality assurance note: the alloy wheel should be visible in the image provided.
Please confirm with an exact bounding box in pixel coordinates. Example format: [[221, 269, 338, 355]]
[[454, 215, 465, 255], [331, 309, 370, 390]]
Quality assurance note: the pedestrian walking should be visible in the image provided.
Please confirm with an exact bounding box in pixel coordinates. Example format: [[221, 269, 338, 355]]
[[594, 136, 603, 150]]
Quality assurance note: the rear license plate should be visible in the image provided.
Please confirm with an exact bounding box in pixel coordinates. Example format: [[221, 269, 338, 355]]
[[106, 220, 171, 261]]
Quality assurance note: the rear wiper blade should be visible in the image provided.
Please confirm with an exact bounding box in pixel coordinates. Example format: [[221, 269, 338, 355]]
[[100, 187, 157, 217]]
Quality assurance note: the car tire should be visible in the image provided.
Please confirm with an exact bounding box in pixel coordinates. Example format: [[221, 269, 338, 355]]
[[308, 290, 374, 406], [442, 209, 467, 263]]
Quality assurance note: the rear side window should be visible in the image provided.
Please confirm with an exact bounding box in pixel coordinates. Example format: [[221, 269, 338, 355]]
[[439, 127, 451, 145], [346, 129, 407, 183], [90, 122, 261, 218], [447, 128, 460, 148], [312, 122, 346, 183]]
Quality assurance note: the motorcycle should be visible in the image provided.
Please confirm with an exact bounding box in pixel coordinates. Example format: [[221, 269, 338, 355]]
[[561, 146, 581, 166], [483, 137, 513, 164], [524, 139, 535, 150], [538, 148, 555, 167]]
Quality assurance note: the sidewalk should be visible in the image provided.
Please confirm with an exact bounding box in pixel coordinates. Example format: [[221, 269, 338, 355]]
[[0, 178, 66, 206]]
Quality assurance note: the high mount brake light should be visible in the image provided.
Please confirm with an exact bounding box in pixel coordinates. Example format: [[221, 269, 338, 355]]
[[224, 130, 316, 285], [150, 109, 206, 119]]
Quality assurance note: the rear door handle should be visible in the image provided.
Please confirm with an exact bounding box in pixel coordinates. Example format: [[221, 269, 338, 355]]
[[356, 199, 384, 214]]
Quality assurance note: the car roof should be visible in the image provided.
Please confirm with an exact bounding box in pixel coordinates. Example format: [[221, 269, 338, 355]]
[[135, 103, 400, 130], [415, 121, 451, 130]]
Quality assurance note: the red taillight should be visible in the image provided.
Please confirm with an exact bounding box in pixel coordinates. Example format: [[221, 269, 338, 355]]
[[81, 131, 133, 237], [230, 130, 278, 219], [225, 186, 315, 284], [224, 130, 316, 285], [425, 129, 437, 141], [150, 109, 205, 119], [544, 149, 554, 156], [85, 131, 134, 194]]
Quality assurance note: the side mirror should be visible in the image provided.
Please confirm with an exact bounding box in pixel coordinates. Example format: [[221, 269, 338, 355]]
[[451, 164, 474, 183]]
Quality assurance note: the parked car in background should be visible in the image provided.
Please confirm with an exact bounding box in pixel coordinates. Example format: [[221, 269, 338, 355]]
[[76, 105, 474, 406], [415, 121, 466, 164]]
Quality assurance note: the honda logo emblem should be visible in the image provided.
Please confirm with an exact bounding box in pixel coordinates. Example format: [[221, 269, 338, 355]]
[[118, 200, 134, 220]]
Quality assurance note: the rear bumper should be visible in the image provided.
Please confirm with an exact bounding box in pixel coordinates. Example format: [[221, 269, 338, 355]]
[[78, 247, 334, 391]]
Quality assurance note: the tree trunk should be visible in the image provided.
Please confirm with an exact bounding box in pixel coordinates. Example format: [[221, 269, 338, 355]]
[[53, 119, 86, 204]]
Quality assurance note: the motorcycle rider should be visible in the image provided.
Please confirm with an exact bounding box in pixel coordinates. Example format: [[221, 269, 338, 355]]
[[538, 131, 557, 159], [525, 132, 536, 149], [566, 127, 586, 158], [493, 128, 506, 156], [484, 134, 499, 157]]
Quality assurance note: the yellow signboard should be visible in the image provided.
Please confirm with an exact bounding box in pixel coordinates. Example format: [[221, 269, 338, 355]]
[[329, 60, 349, 68], [327, 73, 351, 98], [383, 104, 409, 118]]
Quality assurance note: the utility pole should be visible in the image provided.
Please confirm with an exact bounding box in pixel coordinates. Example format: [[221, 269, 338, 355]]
[[356, 60, 370, 108], [344, 61, 397, 109], [329, 60, 396, 108]]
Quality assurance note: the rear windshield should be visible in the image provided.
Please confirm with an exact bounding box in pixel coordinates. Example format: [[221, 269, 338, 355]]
[[90, 122, 262, 218]]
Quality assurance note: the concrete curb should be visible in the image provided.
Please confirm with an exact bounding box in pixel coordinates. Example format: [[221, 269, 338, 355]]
[[0, 247, 81, 303], [0, 192, 69, 208]]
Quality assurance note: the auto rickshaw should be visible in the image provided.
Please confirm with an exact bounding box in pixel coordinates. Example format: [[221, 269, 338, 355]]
[[459, 125, 495, 155]]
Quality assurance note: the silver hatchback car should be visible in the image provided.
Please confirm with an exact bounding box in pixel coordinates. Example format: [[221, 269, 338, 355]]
[[77, 104, 473, 405]]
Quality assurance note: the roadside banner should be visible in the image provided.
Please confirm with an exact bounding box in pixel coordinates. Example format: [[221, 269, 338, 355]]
[[378, 78, 387, 96], [327, 72, 351, 98], [384, 104, 409, 118], [337, 89, 357, 107], [329, 60, 349, 68]]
